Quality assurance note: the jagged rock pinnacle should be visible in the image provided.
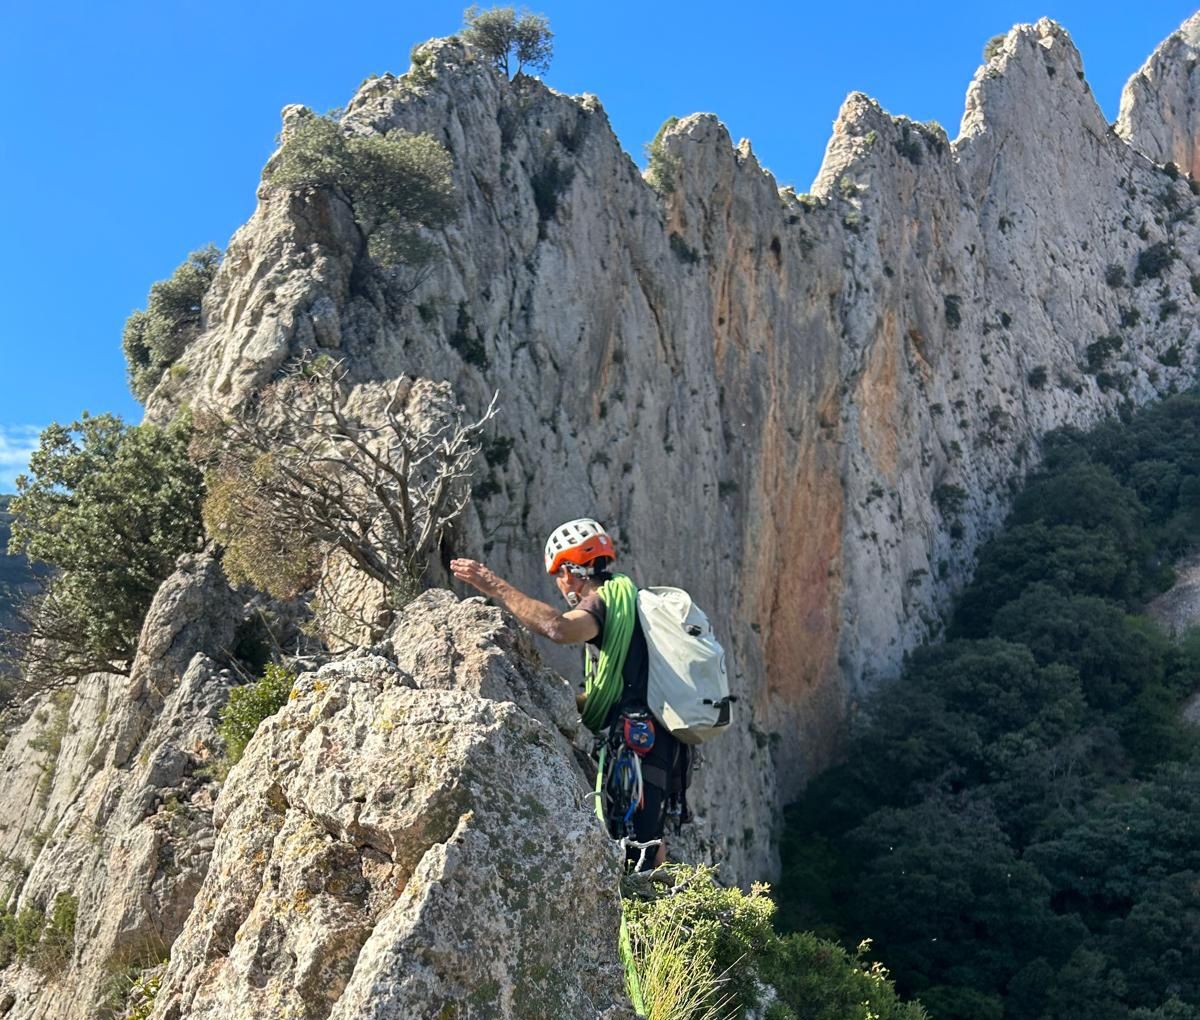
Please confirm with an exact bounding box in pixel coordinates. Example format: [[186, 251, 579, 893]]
[[1118, 11, 1200, 173]]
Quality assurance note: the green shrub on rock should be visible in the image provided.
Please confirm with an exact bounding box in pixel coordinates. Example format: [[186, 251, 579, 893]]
[[1134, 241, 1174, 284], [264, 112, 455, 268], [983, 33, 1007, 62], [218, 663, 297, 770], [123, 246, 221, 402], [622, 865, 924, 1019], [645, 117, 681, 195], [0, 892, 78, 974], [761, 933, 928, 1020]]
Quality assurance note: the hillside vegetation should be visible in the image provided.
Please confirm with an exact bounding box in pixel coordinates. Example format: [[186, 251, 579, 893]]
[[778, 391, 1200, 1020], [0, 496, 47, 673]]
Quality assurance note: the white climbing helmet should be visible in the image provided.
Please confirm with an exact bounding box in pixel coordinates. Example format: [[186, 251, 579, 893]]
[[544, 518, 616, 575]]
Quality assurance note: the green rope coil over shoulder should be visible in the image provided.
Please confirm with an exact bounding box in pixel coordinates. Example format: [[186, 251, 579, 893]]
[[579, 573, 637, 732]]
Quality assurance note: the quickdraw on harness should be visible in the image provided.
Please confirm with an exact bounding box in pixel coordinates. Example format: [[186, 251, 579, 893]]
[[579, 573, 638, 732], [593, 711, 656, 835]]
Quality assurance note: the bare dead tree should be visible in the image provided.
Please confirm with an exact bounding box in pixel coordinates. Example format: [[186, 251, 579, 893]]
[[197, 356, 498, 625]]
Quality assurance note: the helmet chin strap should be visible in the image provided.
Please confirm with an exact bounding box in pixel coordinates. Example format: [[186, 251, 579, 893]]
[[564, 590, 581, 608]]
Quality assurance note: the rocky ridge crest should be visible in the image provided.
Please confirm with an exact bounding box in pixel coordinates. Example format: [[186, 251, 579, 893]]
[[0, 564, 630, 1019], [1117, 12, 1200, 173]]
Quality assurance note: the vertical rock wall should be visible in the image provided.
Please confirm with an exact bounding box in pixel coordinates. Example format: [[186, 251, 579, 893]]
[[144, 18, 1200, 883]]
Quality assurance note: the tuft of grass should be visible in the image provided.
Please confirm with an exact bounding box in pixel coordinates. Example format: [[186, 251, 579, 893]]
[[30, 690, 75, 809], [634, 917, 733, 1020]]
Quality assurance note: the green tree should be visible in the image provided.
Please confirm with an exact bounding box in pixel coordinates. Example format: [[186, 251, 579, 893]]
[[990, 585, 1166, 711], [265, 113, 456, 267], [1010, 463, 1147, 549], [842, 794, 1077, 1006], [1026, 764, 1200, 917], [1039, 947, 1129, 1020], [123, 246, 221, 401], [4, 414, 203, 682], [461, 5, 553, 77], [1105, 871, 1200, 1005], [848, 640, 1085, 804], [952, 522, 1134, 636]]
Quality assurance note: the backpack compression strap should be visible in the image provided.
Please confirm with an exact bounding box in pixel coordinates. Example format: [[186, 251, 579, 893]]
[[579, 573, 637, 732]]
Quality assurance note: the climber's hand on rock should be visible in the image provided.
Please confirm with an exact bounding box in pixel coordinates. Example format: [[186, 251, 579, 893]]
[[450, 558, 502, 597]]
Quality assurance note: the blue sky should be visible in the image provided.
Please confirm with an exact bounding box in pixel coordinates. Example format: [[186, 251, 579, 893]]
[[1, 0, 1195, 490]]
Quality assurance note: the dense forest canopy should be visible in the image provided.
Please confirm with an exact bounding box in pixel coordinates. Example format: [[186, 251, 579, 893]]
[[778, 391, 1200, 1020]]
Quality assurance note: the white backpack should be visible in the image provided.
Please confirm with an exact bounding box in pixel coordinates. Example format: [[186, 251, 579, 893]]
[[637, 587, 733, 744]]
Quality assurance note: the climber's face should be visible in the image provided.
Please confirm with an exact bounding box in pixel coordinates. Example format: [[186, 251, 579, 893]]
[[554, 567, 587, 608]]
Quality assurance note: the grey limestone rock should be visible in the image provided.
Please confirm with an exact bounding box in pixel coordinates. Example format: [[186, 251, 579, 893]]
[[0, 553, 242, 1020], [1117, 12, 1200, 173], [151, 592, 629, 1020]]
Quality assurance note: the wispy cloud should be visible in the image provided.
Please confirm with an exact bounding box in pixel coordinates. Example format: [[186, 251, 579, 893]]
[[0, 425, 42, 493]]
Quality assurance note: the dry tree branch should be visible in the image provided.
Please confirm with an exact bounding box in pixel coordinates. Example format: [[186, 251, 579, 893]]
[[198, 355, 500, 628]]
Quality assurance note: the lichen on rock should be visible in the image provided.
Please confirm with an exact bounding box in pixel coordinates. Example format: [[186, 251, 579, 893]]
[[152, 593, 629, 1020]]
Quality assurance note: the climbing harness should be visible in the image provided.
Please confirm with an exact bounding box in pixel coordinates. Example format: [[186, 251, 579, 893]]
[[594, 726, 648, 838]]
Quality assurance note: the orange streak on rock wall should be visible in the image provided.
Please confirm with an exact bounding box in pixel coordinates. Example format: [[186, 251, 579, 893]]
[[858, 311, 901, 481], [752, 381, 847, 779]]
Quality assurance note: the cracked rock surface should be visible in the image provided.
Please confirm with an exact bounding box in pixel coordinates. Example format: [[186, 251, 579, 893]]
[[0, 553, 242, 1020], [151, 595, 629, 1020]]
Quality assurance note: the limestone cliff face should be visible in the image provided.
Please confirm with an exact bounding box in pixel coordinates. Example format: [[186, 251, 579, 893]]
[[142, 16, 1200, 882], [1118, 12, 1200, 173], [0, 554, 242, 1020]]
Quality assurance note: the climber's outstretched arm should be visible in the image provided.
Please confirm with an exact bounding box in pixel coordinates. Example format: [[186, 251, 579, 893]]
[[450, 558, 599, 645]]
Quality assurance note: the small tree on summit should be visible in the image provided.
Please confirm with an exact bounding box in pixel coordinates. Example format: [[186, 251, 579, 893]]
[[461, 5, 553, 77]]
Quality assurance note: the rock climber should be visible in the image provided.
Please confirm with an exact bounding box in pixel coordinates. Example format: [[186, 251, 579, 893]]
[[450, 518, 687, 870]]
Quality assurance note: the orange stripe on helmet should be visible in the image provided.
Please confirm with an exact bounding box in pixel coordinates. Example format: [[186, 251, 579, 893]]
[[546, 532, 616, 575]]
